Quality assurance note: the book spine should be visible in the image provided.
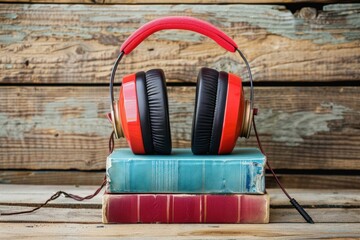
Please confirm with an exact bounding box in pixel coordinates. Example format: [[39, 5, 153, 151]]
[[106, 158, 265, 194], [103, 194, 269, 224]]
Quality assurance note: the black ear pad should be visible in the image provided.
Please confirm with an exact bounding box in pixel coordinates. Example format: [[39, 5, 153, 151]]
[[209, 71, 228, 154], [191, 68, 228, 154], [136, 72, 154, 154], [136, 69, 172, 154]]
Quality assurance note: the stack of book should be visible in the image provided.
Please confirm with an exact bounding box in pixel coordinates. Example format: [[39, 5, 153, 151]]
[[102, 148, 269, 223]]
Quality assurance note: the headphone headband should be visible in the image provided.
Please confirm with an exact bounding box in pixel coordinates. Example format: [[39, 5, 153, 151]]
[[120, 16, 238, 54]]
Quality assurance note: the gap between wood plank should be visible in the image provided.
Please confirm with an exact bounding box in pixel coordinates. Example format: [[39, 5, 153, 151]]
[[0, 1, 355, 4], [0, 81, 359, 87]]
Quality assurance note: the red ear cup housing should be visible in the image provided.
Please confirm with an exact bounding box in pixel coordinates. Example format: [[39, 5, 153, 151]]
[[119, 69, 171, 155], [192, 68, 244, 155], [119, 73, 145, 154], [218, 73, 244, 154]]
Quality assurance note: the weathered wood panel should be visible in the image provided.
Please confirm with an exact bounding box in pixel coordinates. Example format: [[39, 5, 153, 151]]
[[0, 223, 360, 238], [269, 209, 360, 223], [0, 86, 359, 170], [268, 188, 360, 206], [2, 171, 359, 189], [0, 0, 354, 3], [266, 174, 360, 189], [0, 206, 102, 223], [0, 0, 103, 3], [0, 184, 104, 206], [0, 171, 106, 185], [1, 206, 359, 223], [105, 0, 359, 3], [2, 186, 359, 206], [0, 186, 359, 224], [1, 4, 359, 84]]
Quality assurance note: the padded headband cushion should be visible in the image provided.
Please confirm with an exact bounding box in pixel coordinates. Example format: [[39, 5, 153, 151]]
[[120, 16, 238, 54], [136, 69, 172, 154], [192, 68, 228, 155]]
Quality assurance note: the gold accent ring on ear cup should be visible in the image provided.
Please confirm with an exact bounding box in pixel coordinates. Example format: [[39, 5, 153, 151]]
[[240, 100, 253, 138], [111, 101, 124, 139]]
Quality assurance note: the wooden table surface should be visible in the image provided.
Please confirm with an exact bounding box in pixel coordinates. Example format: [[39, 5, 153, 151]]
[[0, 185, 359, 239]]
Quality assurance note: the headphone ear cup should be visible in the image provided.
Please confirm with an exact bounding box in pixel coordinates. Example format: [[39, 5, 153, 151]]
[[137, 69, 172, 154], [191, 67, 228, 154]]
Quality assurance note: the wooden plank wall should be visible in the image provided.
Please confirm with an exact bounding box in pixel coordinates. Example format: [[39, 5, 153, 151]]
[[0, 1, 359, 188]]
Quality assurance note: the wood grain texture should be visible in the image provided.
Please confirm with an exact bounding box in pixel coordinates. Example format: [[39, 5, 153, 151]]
[[1, 206, 359, 223], [0, 184, 104, 206], [268, 188, 360, 206], [2, 171, 359, 189], [0, 206, 102, 223], [0, 186, 359, 224], [1, 4, 359, 84], [266, 174, 360, 189], [1, 185, 359, 206], [0, 171, 106, 185], [0, 86, 359, 170], [0, 0, 104, 3], [104, 0, 358, 3], [269, 209, 360, 223], [0, 223, 359, 238], [0, 0, 355, 3]]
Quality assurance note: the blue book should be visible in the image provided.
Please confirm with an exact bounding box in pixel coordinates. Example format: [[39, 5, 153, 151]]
[[106, 148, 265, 194]]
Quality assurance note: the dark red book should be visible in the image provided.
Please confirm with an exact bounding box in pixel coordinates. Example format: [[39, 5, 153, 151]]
[[102, 193, 269, 223]]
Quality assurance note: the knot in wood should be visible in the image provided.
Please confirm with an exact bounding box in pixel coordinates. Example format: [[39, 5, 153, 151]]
[[298, 7, 317, 20]]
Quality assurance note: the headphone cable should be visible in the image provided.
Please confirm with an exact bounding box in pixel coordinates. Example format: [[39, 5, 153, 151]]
[[252, 110, 314, 224], [0, 132, 115, 216]]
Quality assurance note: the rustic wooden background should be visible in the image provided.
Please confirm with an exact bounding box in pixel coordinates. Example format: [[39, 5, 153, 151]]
[[0, 0, 359, 189]]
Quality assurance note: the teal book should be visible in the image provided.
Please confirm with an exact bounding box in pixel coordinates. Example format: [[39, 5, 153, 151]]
[[106, 148, 266, 194]]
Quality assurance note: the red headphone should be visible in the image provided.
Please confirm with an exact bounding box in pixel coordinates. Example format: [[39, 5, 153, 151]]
[[2, 19, 313, 224], [108, 16, 254, 155]]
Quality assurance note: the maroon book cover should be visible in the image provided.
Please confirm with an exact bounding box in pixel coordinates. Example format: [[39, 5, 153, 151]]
[[103, 194, 269, 223]]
